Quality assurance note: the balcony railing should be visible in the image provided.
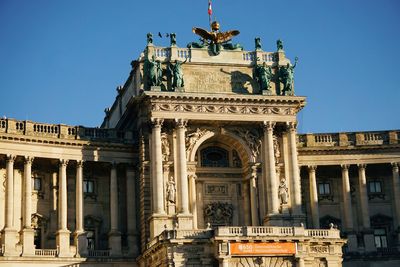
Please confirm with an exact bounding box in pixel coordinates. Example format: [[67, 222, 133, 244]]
[[0, 118, 132, 142], [35, 249, 57, 257], [87, 249, 110, 257], [298, 130, 399, 148]]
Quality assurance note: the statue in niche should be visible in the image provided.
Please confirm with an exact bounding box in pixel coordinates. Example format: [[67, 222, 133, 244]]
[[255, 37, 262, 50], [147, 33, 153, 45], [168, 58, 187, 89], [166, 177, 176, 203], [253, 62, 274, 94], [279, 57, 298, 96], [278, 178, 289, 205], [144, 55, 163, 88], [273, 135, 280, 163], [277, 39, 284, 51], [170, 33, 176, 46], [161, 133, 170, 161]]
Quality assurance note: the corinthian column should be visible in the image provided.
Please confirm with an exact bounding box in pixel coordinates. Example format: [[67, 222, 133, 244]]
[[57, 159, 71, 257], [21, 156, 35, 256], [109, 162, 121, 256], [288, 122, 302, 215], [358, 164, 370, 229], [151, 118, 165, 214], [392, 163, 400, 229], [263, 121, 278, 215], [175, 119, 189, 214], [341, 164, 353, 230], [1, 155, 18, 256], [74, 160, 87, 257], [308, 165, 320, 228]]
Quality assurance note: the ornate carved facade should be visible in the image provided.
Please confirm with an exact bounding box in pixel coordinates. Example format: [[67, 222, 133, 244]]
[[0, 32, 399, 267]]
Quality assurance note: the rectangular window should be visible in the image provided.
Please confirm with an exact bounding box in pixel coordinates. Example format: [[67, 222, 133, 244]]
[[32, 177, 42, 191], [318, 182, 331, 195], [369, 181, 382, 193], [83, 180, 95, 193], [374, 228, 388, 248]]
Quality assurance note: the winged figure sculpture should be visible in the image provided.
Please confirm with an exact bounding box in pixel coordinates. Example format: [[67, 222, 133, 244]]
[[192, 27, 240, 44]]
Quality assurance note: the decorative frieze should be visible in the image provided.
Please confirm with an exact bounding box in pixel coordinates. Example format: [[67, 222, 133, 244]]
[[205, 183, 229, 196]]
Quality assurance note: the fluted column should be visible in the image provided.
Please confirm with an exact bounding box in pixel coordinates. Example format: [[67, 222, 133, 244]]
[[126, 165, 139, 256], [250, 167, 259, 225], [176, 119, 189, 214], [109, 162, 121, 255], [288, 122, 302, 215], [21, 156, 35, 256], [263, 121, 278, 215], [308, 165, 320, 228], [57, 159, 71, 257], [151, 118, 165, 214], [74, 160, 87, 257], [358, 164, 370, 229], [1, 155, 18, 256], [341, 164, 353, 230], [392, 163, 400, 228]]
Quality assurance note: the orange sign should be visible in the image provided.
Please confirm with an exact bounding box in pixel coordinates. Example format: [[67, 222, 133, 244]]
[[230, 242, 296, 255]]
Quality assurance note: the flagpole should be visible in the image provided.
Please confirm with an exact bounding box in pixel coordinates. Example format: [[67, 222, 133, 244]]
[[208, 0, 212, 29]]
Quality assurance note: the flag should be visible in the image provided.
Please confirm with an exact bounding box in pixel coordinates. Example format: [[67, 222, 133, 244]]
[[208, 0, 212, 16]]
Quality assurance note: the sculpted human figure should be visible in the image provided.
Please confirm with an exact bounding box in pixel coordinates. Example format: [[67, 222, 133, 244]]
[[166, 177, 176, 203], [279, 57, 298, 95], [277, 39, 284, 51], [170, 33, 176, 46], [255, 37, 262, 50], [144, 55, 163, 88], [253, 62, 273, 94], [168, 58, 187, 89], [278, 178, 289, 204], [147, 32, 153, 45]]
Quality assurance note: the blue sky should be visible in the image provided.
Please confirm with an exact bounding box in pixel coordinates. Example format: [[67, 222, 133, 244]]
[[0, 0, 399, 133]]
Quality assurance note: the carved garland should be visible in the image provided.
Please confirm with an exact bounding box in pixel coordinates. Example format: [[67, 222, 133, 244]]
[[152, 103, 296, 116]]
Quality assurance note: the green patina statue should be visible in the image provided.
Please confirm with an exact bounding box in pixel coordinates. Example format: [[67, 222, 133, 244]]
[[170, 33, 176, 46], [147, 33, 153, 45], [279, 57, 298, 96], [168, 58, 187, 89], [144, 55, 162, 88], [277, 39, 284, 51], [253, 62, 274, 94], [255, 37, 262, 50]]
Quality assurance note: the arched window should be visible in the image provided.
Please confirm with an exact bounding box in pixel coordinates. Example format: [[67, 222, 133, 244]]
[[201, 146, 229, 167]]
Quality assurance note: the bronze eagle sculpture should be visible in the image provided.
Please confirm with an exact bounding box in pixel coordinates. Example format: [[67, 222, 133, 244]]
[[192, 21, 240, 44]]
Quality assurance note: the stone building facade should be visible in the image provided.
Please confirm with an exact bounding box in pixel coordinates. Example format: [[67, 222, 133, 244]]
[[0, 34, 399, 266]]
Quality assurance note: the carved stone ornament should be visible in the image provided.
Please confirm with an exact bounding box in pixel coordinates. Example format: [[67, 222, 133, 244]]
[[152, 102, 296, 116], [310, 245, 329, 254], [204, 202, 233, 226], [161, 133, 170, 161], [273, 135, 280, 164], [185, 128, 212, 156], [278, 178, 289, 205], [166, 176, 176, 203], [228, 127, 262, 161]]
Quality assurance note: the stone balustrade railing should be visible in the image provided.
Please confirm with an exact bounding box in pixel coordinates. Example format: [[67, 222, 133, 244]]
[[216, 226, 340, 239], [0, 118, 132, 142], [298, 130, 399, 148], [35, 249, 58, 257]]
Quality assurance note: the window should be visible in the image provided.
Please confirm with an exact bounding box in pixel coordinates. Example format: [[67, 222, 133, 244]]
[[201, 147, 229, 167], [369, 181, 382, 193], [318, 183, 331, 195], [32, 177, 42, 191], [374, 228, 388, 248], [84, 180, 95, 193]]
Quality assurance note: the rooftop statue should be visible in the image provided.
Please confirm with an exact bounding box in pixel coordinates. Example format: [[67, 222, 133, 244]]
[[168, 59, 187, 90], [147, 33, 153, 45], [277, 39, 284, 51], [170, 33, 176, 46], [144, 55, 163, 89], [253, 61, 274, 95], [255, 37, 262, 50], [279, 56, 298, 96], [192, 21, 240, 55]]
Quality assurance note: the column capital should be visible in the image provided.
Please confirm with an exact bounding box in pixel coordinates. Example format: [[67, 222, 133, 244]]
[[307, 165, 317, 172], [59, 159, 69, 167], [6, 154, 16, 163], [76, 160, 84, 168], [286, 121, 297, 132], [341, 164, 350, 170], [357, 163, 367, 170], [24, 156, 35, 165], [150, 118, 164, 128], [263, 121, 276, 132], [175, 118, 187, 129], [392, 162, 399, 171]]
